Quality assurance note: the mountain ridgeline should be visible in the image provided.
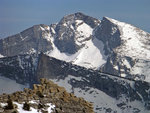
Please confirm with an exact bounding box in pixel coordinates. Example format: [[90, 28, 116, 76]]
[[0, 12, 150, 113]]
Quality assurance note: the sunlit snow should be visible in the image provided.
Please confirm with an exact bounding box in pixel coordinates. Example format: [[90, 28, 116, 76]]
[[105, 17, 150, 60]]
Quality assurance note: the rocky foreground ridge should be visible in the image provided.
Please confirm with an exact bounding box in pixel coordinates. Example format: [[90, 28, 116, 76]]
[[0, 78, 94, 113]]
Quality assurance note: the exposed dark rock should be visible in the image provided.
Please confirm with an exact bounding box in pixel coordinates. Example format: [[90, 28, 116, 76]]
[[5, 99, 14, 110], [0, 54, 39, 87], [0, 24, 53, 57], [23, 102, 30, 111], [94, 17, 121, 55]]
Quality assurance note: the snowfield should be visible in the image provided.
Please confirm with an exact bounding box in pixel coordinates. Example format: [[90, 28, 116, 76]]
[[0, 102, 55, 113]]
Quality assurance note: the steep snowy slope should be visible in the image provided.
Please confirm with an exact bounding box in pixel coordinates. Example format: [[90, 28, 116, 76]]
[[53, 13, 100, 54], [46, 36, 106, 69], [104, 17, 150, 59], [95, 17, 150, 81], [46, 12, 106, 69]]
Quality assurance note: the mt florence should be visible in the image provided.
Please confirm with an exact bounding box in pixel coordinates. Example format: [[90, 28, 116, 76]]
[[0, 12, 150, 113]]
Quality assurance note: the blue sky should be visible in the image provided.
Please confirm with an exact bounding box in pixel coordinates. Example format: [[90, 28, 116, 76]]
[[0, 0, 150, 38]]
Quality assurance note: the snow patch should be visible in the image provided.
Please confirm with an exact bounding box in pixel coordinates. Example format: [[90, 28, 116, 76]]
[[26, 48, 37, 54], [45, 26, 50, 31], [76, 20, 93, 37], [70, 25, 74, 30], [46, 36, 80, 62], [40, 26, 45, 31], [47, 37, 107, 69], [51, 27, 55, 34], [72, 38, 107, 69], [0, 54, 4, 58], [130, 60, 150, 82], [63, 23, 67, 27], [13, 102, 55, 113]]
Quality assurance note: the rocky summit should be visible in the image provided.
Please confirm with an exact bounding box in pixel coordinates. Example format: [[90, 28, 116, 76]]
[[0, 12, 150, 113], [0, 78, 94, 113]]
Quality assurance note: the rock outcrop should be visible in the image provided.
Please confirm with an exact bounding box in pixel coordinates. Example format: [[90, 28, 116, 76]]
[[0, 24, 53, 56], [0, 78, 94, 113]]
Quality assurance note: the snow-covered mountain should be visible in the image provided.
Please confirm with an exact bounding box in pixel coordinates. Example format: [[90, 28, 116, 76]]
[[0, 12, 150, 81], [0, 12, 150, 112], [0, 12, 104, 69]]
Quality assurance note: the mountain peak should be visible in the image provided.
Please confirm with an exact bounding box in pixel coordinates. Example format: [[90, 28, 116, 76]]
[[63, 12, 86, 18], [102, 16, 124, 26], [102, 16, 111, 20], [102, 16, 135, 28], [96, 16, 150, 60], [103, 16, 117, 21], [60, 12, 100, 28]]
